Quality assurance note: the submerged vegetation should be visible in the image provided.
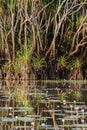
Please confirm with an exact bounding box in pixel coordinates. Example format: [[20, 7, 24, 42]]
[[0, 0, 87, 80]]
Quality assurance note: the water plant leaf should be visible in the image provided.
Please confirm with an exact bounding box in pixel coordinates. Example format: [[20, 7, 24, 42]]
[[1, 117, 17, 122], [17, 117, 34, 122]]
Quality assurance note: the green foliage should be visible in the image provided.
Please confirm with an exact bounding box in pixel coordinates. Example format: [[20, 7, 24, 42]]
[[40, 29, 45, 40], [13, 60, 21, 73], [3, 61, 10, 72], [32, 55, 46, 70], [0, 0, 87, 79], [13, 55, 21, 73], [22, 46, 31, 63], [13, 46, 31, 72], [76, 15, 84, 26], [28, 37, 33, 46], [58, 56, 68, 68], [70, 58, 82, 69], [10, 0, 17, 10], [0, 0, 3, 6]]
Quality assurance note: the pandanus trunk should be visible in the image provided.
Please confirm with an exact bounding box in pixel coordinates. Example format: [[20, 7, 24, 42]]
[[67, 68, 83, 80], [30, 1, 37, 55], [11, 13, 15, 62]]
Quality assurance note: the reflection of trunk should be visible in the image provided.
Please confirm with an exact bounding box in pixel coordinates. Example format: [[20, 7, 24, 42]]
[[69, 82, 81, 90], [52, 103, 57, 129], [67, 68, 83, 80]]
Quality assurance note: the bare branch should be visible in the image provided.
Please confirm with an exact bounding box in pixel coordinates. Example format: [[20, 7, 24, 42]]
[[70, 13, 87, 52], [38, 0, 55, 16]]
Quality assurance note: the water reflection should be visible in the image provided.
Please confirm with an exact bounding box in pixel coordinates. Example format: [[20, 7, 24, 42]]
[[0, 80, 87, 130]]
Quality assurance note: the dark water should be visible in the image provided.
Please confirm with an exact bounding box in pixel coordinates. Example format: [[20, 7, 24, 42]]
[[0, 80, 87, 130]]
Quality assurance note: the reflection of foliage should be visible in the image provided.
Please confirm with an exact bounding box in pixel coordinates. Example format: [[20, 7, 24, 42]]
[[14, 86, 45, 109], [14, 87, 31, 107], [61, 89, 83, 101], [31, 94, 45, 107], [15, 94, 30, 107]]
